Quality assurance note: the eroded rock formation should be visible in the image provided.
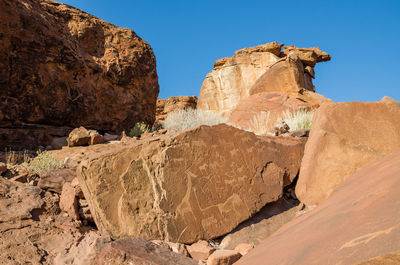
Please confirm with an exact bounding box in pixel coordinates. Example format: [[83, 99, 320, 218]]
[[296, 99, 400, 206], [197, 42, 331, 117], [156, 96, 197, 123], [77, 124, 306, 243], [0, 0, 159, 149]]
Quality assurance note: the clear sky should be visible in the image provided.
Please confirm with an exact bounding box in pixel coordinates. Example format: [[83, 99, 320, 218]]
[[59, 0, 400, 102]]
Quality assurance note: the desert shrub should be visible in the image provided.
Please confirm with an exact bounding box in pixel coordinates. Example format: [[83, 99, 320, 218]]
[[128, 122, 151, 137], [27, 150, 63, 175], [249, 111, 271, 135], [283, 109, 314, 131], [162, 109, 226, 131]]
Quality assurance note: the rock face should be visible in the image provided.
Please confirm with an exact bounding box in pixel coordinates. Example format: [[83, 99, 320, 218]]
[[197, 42, 331, 116], [156, 96, 198, 123], [77, 124, 306, 243], [296, 100, 400, 206], [0, 0, 159, 146], [236, 149, 400, 265]]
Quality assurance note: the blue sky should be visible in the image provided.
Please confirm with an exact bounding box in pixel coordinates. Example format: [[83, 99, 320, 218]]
[[59, 0, 400, 102]]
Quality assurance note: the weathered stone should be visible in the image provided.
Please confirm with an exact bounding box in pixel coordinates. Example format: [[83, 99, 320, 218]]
[[77, 124, 306, 243], [0, 0, 159, 134], [38, 168, 76, 193], [187, 240, 215, 261], [282, 45, 331, 67], [236, 149, 400, 265], [167, 242, 190, 257], [206, 250, 242, 265], [235, 42, 284, 57], [356, 250, 400, 265], [234, 244, 253, 256], [296, 101, 400, 206], [67, 127, 91, 147], [156, 96, 198, 123], [60, 182, 79, 220], [198, 43, 281, 115], [89, 130, 104, 145], [94, 238, 198, 265]]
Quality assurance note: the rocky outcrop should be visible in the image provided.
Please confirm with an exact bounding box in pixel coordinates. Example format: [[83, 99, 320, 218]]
[[0, 0, 159, 148], [236, 149, 400, 265], [156, 96, 197, 123], [77, 124, 306, 243], [296, 100, 400, 206], [197, 42, 331, 116]]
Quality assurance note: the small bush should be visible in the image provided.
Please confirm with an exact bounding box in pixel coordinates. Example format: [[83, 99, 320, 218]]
[[283, 109, 314, 131], [249, 111, 271, 135], [162, 109, 226, 131], [28, 150, 63, 175], [128, 122, 151, 137]]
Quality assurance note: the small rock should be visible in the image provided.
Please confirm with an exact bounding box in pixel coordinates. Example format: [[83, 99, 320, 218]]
[[273, 119, 290, 136], [67, 127, 90, 147], [234, 243, 253, 256], [89, 130, 104, 145], [59, 182, 79, 220], [288, 129, 310, 137], [38, 168, 76, 193], [167, 242, 190, 257], [103, 133, 119, 142], [206, 250, 242, 265], [187, 240, 215, 261]]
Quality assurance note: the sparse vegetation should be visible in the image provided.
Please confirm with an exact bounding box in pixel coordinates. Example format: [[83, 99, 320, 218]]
[[283, 109, 314, 131], [27, 150, 63, 175], [249, 111, 271, 135], [162, 109, 227, 131], [128, 122, 151, 137]]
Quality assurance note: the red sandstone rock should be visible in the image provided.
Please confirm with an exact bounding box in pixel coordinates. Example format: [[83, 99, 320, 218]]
[[296, 101, 400, 205], [187, 240, 215, 260], [156, 96, 197, 123], [234, 244, 253, 256], [0, 0, 159, 148], [206, 250, 242, 265], [236, 149, 400, 265], [38, 168, 76, 193], [77, 124, 306, 243], [282, 45, 331, 67], [60, 182, 79, 220]]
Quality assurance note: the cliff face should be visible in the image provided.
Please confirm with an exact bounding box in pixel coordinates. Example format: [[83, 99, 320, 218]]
[[0, 0, 159, 134]]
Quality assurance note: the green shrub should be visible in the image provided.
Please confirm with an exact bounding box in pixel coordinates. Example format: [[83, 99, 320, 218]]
[[162, 109, 226, 131], [128, 122, 151, 137], [28, 150, 63, 175], [283, 109, 314, 131]]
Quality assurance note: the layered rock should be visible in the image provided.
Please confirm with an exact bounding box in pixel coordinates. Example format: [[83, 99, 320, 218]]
[[296, 99, 400, 206], [0, 0, 159, 148], [77, 124, 306, 243], [236, 149, 400, 265], [156, 96, 198, 123], [197, 42, 331, 116]]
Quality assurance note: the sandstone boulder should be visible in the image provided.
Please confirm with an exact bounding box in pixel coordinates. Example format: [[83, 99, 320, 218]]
[[236, 149, 400, 265], [67, 127, 104, 147], [156, 96, 198, 123], [60, 182, 80, 220], [77, 124, 306, 243], [94, 238, 198, 265], [38, 168, 76, 193], [187, 240, 215, 260], [0, 0, 159, 148], [296, 101, 400, 206]]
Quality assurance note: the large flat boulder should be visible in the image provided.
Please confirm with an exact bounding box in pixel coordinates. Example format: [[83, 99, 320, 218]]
[[236, 149, 400, 265], [77, 124, 306, 243], [296, 100, 400, 205], [0, 0, 158, 138]]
